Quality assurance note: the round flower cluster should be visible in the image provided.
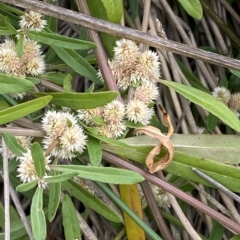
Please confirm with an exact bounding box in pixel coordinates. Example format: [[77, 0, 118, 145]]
[[97, 39, 161, 132], [17, 149, 51, 189], [0, 11, 46, 99], [212, 86, 240, 117], [78, 100, 126, 138], [42, 111, 87, 160]]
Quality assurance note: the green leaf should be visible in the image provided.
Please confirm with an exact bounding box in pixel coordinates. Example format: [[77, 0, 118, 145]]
[[206, 113, 219, 132], [178, 0, 203, 20], [0, 100, 9, 110], [48, 171, 61, 222], [230, 235, 240, 240], [52, 47, 101, 84], [87, 136, 102, 166], [45, 172, 78, 183], [177, 60, 210, 93], [160, 80, 240, 131], [27, 31, 96, 50], [31, 91, 117, 110], [16, 34, 24, 58], [51, 165, 144, 184], [128, 0, 139, 19], [63, 74, 72, 92], [16, 181, 38, 192], [31, 143, 46, 178], [62, 180, 122, 222], [208, 221, 225, 240], [0, 27, 14, 35], [0, 95, 52, 124], [92, 116, 106, 125], [40, 72, 66, 85], [2, 132, 26, 156], [0, 73, 34, 94], [230, 69, 240, 78], [120, 134, 240, 164], [31, 188, 46, 240], [62, 194, 81, 240]]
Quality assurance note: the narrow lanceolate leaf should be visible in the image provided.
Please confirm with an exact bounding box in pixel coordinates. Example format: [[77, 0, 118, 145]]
[[62, 180, 122, 223], [31, 142, 46, 178], [52, 47, 101, 84], [177, 0, 203, 20], [27, 31, 96, 50], [62, 194, 81, 240], [48, 171, 61, 222], [87, 135, 102, 166], [0, 96, 52, 125], [63, 74, 72, 92], [119, 184, 145, 240], [51, 165, 144, 184], [160, 80, 240, 132], [2, 132, 26, 157], [0, 73, 34, 94], [31, 92, 117, 110], [16, 180, 38, 192], [45, 172, 78, 183], [31, 188, 46, 240], [16, 34, 24, 57]]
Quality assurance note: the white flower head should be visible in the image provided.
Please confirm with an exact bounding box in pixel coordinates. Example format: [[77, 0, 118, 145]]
[[114, 39, 140, 66], [125, 99, 154, 125], [77, 107, 103, 126], [42, 111, 78, 138], [17, 149, 50, 188], [19, 11, 47, 31], [228, 93, 240, 112], [43, 124, 87, 160], [10, 92, 27, 100], [25, 55, 45, 76], [134, 81, 159, 104], [23, 39, 42, 58], [98, 121, 126, 138], [102, 100, 125, 123], [212, 87, 231, 105]]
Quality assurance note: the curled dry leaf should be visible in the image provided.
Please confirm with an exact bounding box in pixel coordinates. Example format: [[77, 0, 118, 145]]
[[136, 106, 174, 173]]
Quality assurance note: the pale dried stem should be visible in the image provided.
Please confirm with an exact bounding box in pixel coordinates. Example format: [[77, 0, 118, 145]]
[[201, 17, 216, 48], [40, 79, 64, 92], [218, 0, 240, 25], [189, 181, 230, 217], [8, 182, 34, 240], [44, 138, 59, 156], [2, 138, 10, 240], [157, 171, 202, 240], [14, 118, 42, 130], [198, 184, 213, 232], [219, 190, 240, 224], [139, 0, 151, 51], [0, 128, 44, 137], [159, 0, 218, 88], [149, 15, 189, 133]]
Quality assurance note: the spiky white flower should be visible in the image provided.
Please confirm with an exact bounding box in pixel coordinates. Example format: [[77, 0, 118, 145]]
[[25, 55, 45, 75], [23, 39, 42, 58], [98, 121, 126, 138], [228, 93, 240, 112], [114, 39, 140, 66], [212, 87, 231, 105], [17, 149, 50, 188], [77, 107, 103, 126], [102, 100, 125, 123], [125, 99, 154, 125], [134, 81, 159, 104], [19, 11, 47, 31], [43, 124, 87, 159], [138, 184, 170, 209], [10, 93, 27, 100]]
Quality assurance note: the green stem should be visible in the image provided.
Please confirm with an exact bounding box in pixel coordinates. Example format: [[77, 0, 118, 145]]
[[95, 181, 163, 240]]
